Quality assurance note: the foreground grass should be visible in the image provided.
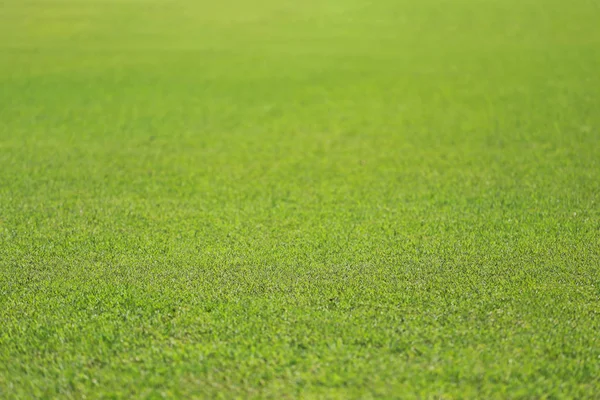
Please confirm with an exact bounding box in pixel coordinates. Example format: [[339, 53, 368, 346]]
[[1, 0, 599, 397]]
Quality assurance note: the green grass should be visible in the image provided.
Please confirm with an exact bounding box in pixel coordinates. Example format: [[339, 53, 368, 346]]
[[1, 0, 599, 398]]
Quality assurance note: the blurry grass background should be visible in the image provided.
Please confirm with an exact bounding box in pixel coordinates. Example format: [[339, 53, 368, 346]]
[[1, 0, 599, 398]]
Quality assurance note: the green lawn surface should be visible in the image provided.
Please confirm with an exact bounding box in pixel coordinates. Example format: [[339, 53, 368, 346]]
[[1, 0, 599, 398]]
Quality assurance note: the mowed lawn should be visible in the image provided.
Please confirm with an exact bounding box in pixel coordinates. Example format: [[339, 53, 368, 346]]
[[1, 0, 599, 398]]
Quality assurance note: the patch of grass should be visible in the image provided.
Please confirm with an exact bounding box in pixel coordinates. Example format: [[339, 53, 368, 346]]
[[1, 0, 599, 397]]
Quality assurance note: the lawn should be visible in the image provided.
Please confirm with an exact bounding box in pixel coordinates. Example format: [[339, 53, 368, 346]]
[[1, 0, 599, 398]]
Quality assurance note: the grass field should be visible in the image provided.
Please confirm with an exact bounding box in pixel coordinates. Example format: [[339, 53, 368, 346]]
[[1, 0, 599, 398]]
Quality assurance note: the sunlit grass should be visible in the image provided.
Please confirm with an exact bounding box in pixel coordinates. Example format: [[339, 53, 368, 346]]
[[1, 0, 599, 397]]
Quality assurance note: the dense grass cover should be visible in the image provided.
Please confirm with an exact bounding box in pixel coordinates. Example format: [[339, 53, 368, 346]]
[[1, 0, 599, 397]]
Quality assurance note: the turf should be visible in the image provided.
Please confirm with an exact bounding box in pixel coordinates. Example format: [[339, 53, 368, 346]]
[[1, 0, 599, 398]]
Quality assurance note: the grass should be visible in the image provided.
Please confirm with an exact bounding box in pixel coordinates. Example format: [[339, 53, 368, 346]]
[[1, 0, 599, 398]]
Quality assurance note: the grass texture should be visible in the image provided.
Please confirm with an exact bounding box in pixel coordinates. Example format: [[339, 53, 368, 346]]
[[1, 0, 599, 398]]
